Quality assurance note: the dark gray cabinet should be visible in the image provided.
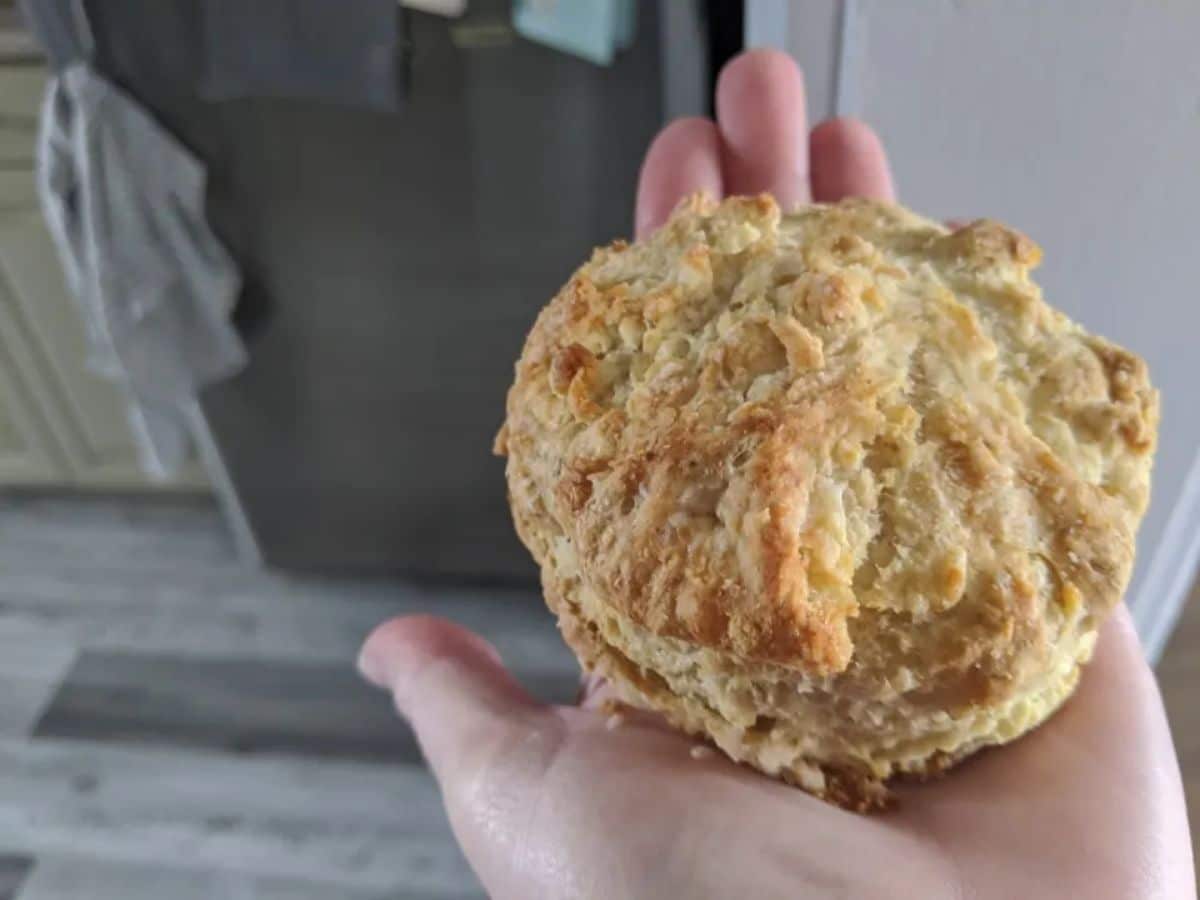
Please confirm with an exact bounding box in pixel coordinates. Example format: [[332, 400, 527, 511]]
[[25, 0, 696, 578]]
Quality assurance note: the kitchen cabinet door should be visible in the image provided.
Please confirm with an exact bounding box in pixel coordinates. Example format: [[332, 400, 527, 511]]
[[0, 212, 204, 489], [0, 62, 69, 485], [0, 328, 67, 485]]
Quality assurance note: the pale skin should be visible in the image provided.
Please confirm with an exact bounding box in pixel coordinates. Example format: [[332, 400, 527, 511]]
[[359, 50, 1196, 899]]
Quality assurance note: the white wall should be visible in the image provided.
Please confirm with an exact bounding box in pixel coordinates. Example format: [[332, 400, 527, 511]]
[[751, 0, 1200, 659]]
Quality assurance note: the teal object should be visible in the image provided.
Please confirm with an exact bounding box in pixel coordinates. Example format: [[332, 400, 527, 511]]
[[614, 0, 637, 52], [512, 0, 637, 67]]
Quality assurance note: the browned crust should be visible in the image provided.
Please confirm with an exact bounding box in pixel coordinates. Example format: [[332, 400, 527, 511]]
[[498, 194, 1157, 804], [551, 577, 893, 811]]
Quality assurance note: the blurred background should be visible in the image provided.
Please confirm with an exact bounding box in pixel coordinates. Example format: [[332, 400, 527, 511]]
[[0, 1, 1196, 896]]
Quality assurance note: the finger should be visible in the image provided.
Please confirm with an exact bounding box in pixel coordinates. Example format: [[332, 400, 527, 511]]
[[636, 117, 723, 238], [715, 48, 810, 209], [358, 615, 543, 783], [578, 670, 605, 706], [360, 616, 569, 894], [809, 117, 895, 202]]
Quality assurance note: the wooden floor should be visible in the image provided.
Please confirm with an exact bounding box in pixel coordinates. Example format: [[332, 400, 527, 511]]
[[0, 494, 1196, 897], [0, 494, 579, 899]]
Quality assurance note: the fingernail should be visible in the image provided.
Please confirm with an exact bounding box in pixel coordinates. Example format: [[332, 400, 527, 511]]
[[357, 644, 388, 689]]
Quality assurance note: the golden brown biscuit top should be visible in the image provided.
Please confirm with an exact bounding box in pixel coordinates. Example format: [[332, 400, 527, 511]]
[[498, 195, 1158, 674]]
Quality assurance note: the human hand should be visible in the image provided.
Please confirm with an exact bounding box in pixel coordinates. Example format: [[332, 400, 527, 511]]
[[360, 50, 1196, 899]]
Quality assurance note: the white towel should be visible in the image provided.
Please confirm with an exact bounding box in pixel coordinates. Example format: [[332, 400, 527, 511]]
[[36, 63, 245, 478]]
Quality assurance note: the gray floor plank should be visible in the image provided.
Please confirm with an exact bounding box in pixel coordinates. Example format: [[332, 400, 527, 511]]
[[33, 652, 421, 763], [17, 856, 481, 900], [0, 623, 76, 738], [0, 562, 575, 672], [0, 496, 573, 893], [0, 855, 32, 900], [0, 737, 479, 893], [33, 651, 577, 760], [0, 495, 235, 573]]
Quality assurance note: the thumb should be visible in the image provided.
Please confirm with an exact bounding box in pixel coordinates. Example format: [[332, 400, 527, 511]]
[[359, 613, 532, 718], [357, 615, 565, 896]]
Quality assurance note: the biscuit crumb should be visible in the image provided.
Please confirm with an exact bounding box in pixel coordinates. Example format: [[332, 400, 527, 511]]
[[605, 713, 625, 731], [689, 745, 714, 760], [599, 698, 629, 716]]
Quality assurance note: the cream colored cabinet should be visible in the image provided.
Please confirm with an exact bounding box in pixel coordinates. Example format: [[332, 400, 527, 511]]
[[0, 342, 63, 484], [0, 63, 205, 490]]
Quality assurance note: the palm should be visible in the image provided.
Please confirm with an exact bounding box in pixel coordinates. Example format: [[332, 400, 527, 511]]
[[383, 606, 1186, 899], [462, 605, 1176, 898], [359, 50, 1195, 899]]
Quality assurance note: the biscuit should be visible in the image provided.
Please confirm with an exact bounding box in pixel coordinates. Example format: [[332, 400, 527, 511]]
[[496, 194, 1158, 809]]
